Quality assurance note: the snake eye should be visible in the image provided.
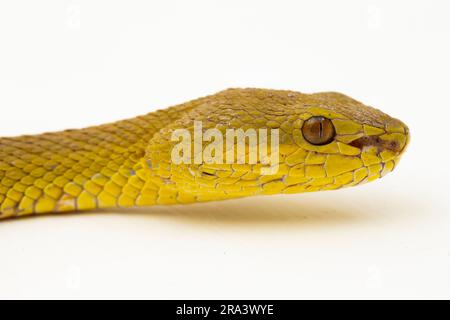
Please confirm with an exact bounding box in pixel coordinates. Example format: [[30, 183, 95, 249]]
[[302, 116, 336, 145]]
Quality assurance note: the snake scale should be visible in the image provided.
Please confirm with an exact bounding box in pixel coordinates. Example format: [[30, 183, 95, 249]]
[[0, 88, 409, 220]]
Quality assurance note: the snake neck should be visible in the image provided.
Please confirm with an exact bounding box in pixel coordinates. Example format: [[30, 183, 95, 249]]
[[0, 107, 185, 218]]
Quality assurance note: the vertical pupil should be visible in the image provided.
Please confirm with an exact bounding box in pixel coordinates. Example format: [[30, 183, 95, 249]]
[[302, 116, 336, 145]]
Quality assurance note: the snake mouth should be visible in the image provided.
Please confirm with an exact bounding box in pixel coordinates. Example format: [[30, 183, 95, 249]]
[[399, 128, 410, 155], [343, 127, 409, 184]]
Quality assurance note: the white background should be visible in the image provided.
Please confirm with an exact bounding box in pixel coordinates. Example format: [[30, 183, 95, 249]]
[[0, 0, 449, 299]]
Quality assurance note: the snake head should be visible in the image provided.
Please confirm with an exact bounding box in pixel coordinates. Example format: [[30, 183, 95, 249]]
[[277, 91, 410, 193], [144, 88, 410, 203]]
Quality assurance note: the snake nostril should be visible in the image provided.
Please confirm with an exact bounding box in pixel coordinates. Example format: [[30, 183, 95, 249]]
[[389, 141, 398, 150]]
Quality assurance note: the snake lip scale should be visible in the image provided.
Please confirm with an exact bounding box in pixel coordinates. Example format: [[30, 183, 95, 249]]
[[0, 88, 410, 220]]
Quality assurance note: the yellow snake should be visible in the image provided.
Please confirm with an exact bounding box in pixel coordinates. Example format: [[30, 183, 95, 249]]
[[0, 88, 409, 220]]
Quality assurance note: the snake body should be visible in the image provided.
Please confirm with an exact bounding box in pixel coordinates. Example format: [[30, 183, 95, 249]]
[[0, 88, 409, 220]]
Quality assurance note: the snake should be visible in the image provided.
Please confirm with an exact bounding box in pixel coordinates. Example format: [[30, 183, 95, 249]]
[[0, 88, 409, 220]]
